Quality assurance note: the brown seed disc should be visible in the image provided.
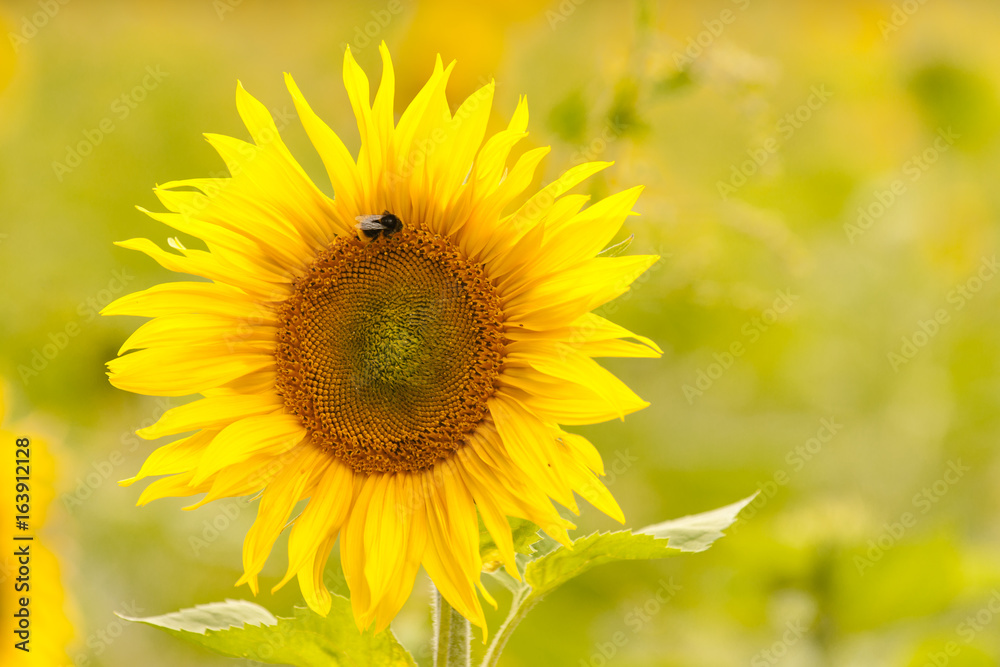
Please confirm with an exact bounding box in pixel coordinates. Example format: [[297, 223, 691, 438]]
[[275, 228, 505, 474]]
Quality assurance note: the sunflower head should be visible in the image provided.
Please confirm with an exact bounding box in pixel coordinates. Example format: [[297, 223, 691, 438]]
[[105, 42, 661, 634], [274, 226, 506, 475]]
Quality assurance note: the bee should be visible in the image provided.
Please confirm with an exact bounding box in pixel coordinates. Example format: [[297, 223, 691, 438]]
[[355, 210, 403, 240]]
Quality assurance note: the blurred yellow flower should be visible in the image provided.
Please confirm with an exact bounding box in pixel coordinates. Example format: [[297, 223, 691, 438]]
[[0, 385, 74, 666], [103, 43, 659, 633]]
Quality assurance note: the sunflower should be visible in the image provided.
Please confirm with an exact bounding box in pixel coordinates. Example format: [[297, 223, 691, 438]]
[[104, 43, 660, 633]]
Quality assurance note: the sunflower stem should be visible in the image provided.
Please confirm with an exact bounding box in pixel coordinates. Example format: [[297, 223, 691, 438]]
[[480, 586, 532, 667], [433, 587, 470, 667]]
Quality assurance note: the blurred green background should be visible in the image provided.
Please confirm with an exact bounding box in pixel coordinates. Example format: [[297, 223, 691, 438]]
[[2, 0, 1000, 664]]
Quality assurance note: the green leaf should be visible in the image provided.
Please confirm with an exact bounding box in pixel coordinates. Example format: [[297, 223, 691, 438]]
[[119, 597, 416, 667], [479, 516, 542, 567], [119, 599, 277, 632], [510, 518, 543, 555], [637, 495, 758, 553], [525, 494, 755, 598], [480, 495, 756, 667]]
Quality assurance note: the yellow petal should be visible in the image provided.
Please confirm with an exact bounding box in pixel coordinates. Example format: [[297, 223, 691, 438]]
[[502, 254, 659, 329], [114, 237, 287, 298], [238, 445, 329, 590], [498, 366, 647, 425], [118, 313, 277, 356], [107, 344, 274, 397], [135, 470, 211, 505], [120, 430, 217, 486], [101, 281, 264, 318], [140, 203, 296, 281], [427, 80, 495, 234], [277, 461, 357, 592], [501, 161, 613, 240], [505, 312, 662, 357], [137, 393, 282, 440], [341, 476, 376, 627], [489, 395, 576, 510], [365, 474, 428, 632], [556, 430, 605, 476], [471, 95, 529, 194], [504, 186, 645, 290], [421, 466, 486, 631], [505, 340, 649, 419], [298, 530, 340, 615], [192, 413, 305, 484], [285, 73, 364, 219], [465, 146, 551, 261], [458, 440, 574, 546]]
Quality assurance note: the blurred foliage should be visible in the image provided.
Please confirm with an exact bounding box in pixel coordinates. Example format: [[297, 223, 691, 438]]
[[2, 0, 1000, 665]]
